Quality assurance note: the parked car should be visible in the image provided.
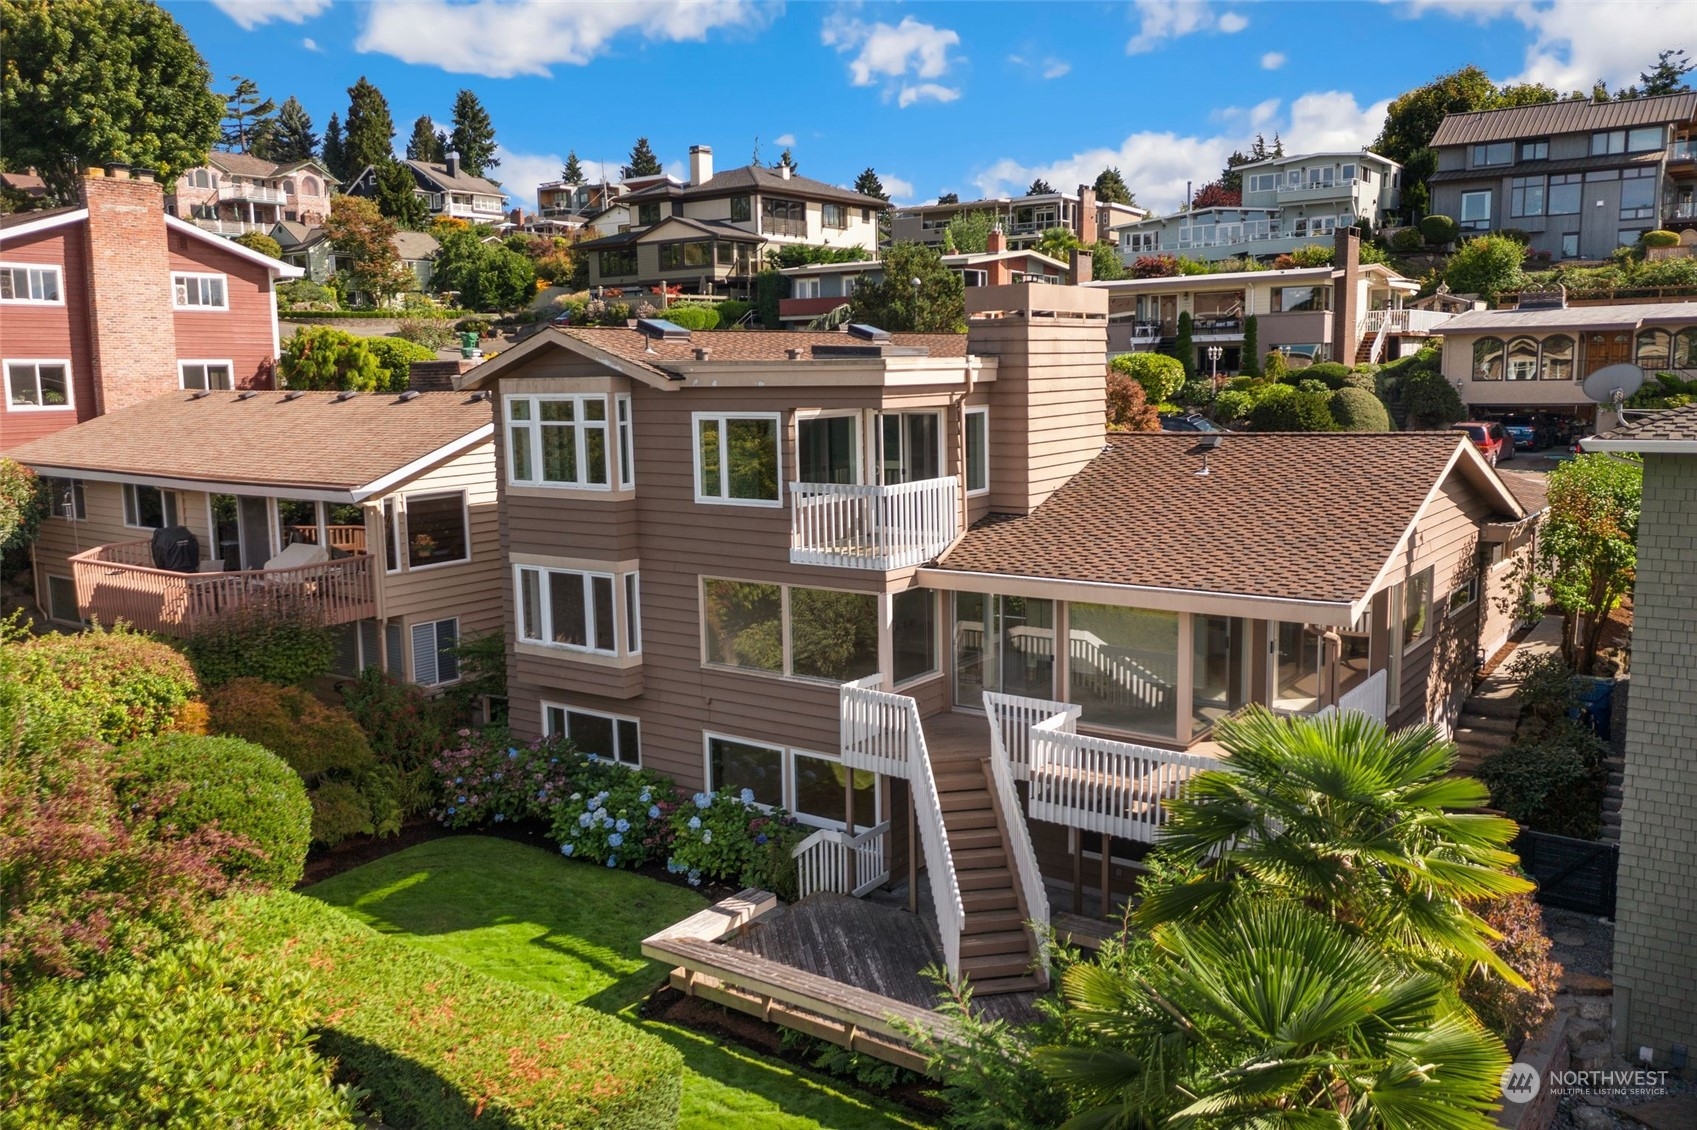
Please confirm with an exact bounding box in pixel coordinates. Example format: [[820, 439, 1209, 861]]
[[1453, 421, 1515, 466], [1160, 413, 1226, 433], [1498, 415, 1542, 451]]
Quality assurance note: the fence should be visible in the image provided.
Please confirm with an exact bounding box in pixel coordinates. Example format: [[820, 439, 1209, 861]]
[[792, 821, 892, 899], [1515, 830, 1619, 918]]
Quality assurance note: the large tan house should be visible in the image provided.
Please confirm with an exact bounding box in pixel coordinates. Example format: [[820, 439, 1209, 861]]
[[457, 282, 1535, 1010], [13, 389, 500, 687]]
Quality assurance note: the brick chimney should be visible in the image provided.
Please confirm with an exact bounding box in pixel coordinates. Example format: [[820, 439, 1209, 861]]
[[1330, 226, 1362, 366], [1069, 247, 1093, 285], [79, 167, 178, 414], [1076, 184, 1098, 245], [986, 225, 1006, 255], [689, 144, 713, 186]]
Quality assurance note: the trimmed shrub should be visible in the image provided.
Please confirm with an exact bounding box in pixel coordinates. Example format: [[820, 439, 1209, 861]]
[[1390, 226, 1425, 252], [3, 935, 357, 1127], [1105, 367, 1159, 430], [714, 298, 752, 327], [230, 892, 685, 1130], [206, 679, 400, 846], [1420, 214, 1460, 245], [655, 303, 720, 331], [1, 622, 199, 754], [551, 770, 679, 869], [232, 230, 283, 259], [367, 335, 438, 391], [432, 731, 578, 829], [1640, 229, 1681, 248], [1476, 719, 1607, 839], [1245, 383, 1337, 432], [1109, 351, 1185, 405], [281, 326, 383, 391], [1175, 378, 1216, 408], [666, 788, 805, 899], [1291, 361, 1351, 390], [1328, 387, 1394, 432], [183, 605, 337, 689], [1240, 315, 1260, 376], [117, 733, 312, 888], [1458, 890, 1563, 1048], [342, 666, 451, 772], [277, 278, 338, 311]]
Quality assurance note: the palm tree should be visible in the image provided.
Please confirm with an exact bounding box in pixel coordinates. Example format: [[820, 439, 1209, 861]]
[[1134, 707, 1534, 986], [1037, 904, 1510, 1129]]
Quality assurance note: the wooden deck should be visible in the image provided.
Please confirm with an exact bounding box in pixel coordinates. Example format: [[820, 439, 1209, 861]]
[[921, 710, 991, 763]]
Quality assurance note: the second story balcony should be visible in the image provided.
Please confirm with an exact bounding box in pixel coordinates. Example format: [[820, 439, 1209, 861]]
[[220, 181, 286, 205], [1360, 308, 1454, 336], [790, 477, 960, 570]]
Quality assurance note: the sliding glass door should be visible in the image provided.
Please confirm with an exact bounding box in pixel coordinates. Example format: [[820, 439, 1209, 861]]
[[953, 592, 1054, 708]]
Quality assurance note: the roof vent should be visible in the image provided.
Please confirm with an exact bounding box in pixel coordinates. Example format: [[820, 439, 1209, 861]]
[[846, 323, 891, 342], [189, 389, 212, 400], [693, 347, 712, 361], [237, 391, 258, 400], [466, 390, 489, 403], [636, 317, 691, 342], [786, 347, 804, 360], [282, 390, 305, 401], [334, 390, 358, 402], [399, 389, 421, 402]]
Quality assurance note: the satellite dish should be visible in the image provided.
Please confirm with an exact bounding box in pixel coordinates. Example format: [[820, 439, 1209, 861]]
[[1581, 362, 1644, 405]]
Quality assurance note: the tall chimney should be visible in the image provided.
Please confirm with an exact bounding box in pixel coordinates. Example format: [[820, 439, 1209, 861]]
[[986, 224, 1006, 255], [1069, 247, 1093, 285], [79, 169, 178, 414], [689, 144, 713, 186], [445, 150, 460, 179], [1076, 184, 1098, 244], [779, 162, 792, 181], [1331, 226, 1362, 366]]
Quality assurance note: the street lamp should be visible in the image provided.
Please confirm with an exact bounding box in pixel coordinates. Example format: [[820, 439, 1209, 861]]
[[1207, 345, 1223, 387]]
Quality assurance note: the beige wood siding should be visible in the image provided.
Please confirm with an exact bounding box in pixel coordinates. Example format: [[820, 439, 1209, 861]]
[[32, 480, 214, 620]]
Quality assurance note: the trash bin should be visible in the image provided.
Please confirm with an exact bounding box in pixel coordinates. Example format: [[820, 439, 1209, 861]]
[[458, 330, 482, 360], [1569, 676, 1616, 739]]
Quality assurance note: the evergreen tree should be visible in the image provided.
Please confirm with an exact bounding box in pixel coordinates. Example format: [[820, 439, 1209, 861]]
[[771, 148, 799, 175], [321, 113, 346, 181], [847, 243, 966, 333], [258, 96, 318, 164], [937, 192, 960, 205], [622, 137, 662, 178], [373, 158, 429, 230], [219, 76, 275, 153], [405, 116, 444, 163], [1027, 178, 1055, 195], [1641, 49, 1694, 95], [342, 76, 396, 175], [853, 167, 889, 201], [1241, 315, 1261, 376], [448, 89, 498, 177], [1093, 167, 1134, 205], [1270, 131, 1285, 157], [562, 150, 585, 183], [1172, 311, 1196, 379]]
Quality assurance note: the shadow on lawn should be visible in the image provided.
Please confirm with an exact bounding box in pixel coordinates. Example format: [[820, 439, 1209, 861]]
[[321, 1032, 528, 1129]]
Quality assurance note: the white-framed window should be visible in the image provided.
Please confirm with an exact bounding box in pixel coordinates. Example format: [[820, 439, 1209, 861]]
[[694, 412, 781, 505], [410, 617, 460, 686], [0, 262, 63, 304], [701, 577, 879, 683], [965, 407, 989, 495], [543, 703, 641, 767], [625, 572, 642, 654], [172, 272, 228, 310], [505, 394, 611, 489], [1459, 191, 1492, 231], [5, 359, 72, 410], [703, 732, 879, 831], [382, 499, 402, 573], [40, 476, 86, 521], [615, 393, 634, 488], [403, 491, 470, 569], [792, 277, 821, 299], [178, 360, 233, 391], [1448, 574, 1480, 615], [1402, 566, 1435, 652], [796, 411, 860, 485], [122, 483, 179, 530], [47, 575, 83, 625], [892, 587, 940, 686], [516, 564, 636, 657], [705, 732, 786, 808]]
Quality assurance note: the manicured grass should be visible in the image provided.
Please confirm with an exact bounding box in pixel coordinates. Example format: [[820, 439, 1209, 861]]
[[308, 836, 926, 1130]]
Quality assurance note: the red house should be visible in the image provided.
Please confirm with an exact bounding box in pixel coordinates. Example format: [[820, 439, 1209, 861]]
[[0, 165, 301, 450]]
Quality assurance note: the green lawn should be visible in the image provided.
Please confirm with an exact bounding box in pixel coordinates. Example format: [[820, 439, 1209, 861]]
[[307, 836, 926, 1130]]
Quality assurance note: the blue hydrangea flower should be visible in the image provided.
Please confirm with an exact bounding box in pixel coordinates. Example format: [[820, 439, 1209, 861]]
[[648, 805, 661, 819], [687, 869, 702, 887], [702, 829, 713, 844], [755, 833, 768, 845], [578, 812, 593, 828], [693, 792, 711, 809], [454, 777, 464, 785], [446, 806, 457, 815], [560, 843, 575, 857], [603, 818, 615, 830], [608, 832, 624, 847], [550, 757, 559, 765], [493, 813, 505, 823], [492, 772, 503, 781], [586, 752, 600, 763], [457, 795, 467, 804], [615, 818, 630, 833], [739, 788, 755, 805], [508, 748, 519, 759], [688, 815, 701, 830], [639, 789, 652, 803], [606, 856, 618, 868]]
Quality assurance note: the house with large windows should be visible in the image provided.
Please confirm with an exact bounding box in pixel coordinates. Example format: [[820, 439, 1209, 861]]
[[1427, 93, 1697, 260], [168, 152, 338, 236], [1, 166, 300, 451], [456, 280, 1532, 1023], [11, 388, 501, 690], [890, 186, 1147, 251], [347, 153, 508, 226]]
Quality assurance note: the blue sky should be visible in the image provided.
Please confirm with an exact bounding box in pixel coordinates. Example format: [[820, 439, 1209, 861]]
[[171, 1, 1697, 213]]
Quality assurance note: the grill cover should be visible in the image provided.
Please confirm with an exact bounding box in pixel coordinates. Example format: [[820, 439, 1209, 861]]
[[150, 525, 200, 573]]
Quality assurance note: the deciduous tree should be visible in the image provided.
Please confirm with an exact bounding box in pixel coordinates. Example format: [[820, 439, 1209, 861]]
[[322, 195, 412, 306], [1445, 233, 1527, 301], [1540, 454, 1641, 673], [448, 89, 498, 177]]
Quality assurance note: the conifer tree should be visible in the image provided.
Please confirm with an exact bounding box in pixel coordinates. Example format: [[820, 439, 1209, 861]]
[[257, 97, 318, 164], [854, 167, 888, 200], [562, 150, 585, 183], [1093, 167, 1134, 205], [321, 113, 346, 180], [1027, 178, 1055, 195], [342, 77, 396, 174], [405, 115, 444, 163], [219, 76, 275, 153], [622, 137, 662, 178], [448, 89, 498, 176]]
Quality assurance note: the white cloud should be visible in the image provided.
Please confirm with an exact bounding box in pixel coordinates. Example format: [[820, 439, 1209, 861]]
[[302, 37, 324, 52], [881, 173, 915, 201], [1126, 1, 1245, 54], [1261, 50, 1286, 70], [1043, 58, 1072, 79], [1282, 90, 1390, 152], [493, 144, 564, 209], [210, 0, 331, 30], [823, 13, 962, 107], [357, 0, 775, 78], [773, 133, 797, 147], [1404, 0, 1697, 92]]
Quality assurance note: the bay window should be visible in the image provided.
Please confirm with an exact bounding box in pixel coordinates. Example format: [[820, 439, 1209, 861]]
[[506, 394, 611, 489], [694, 412, 780, 504]]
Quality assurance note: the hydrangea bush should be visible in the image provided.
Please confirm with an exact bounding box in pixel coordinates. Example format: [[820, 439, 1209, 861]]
[[666, 788, 804, 897], [549, 765, 678, 869], [430, 731, 577, 829]]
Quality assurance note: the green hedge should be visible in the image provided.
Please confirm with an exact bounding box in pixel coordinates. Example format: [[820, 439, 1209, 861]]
[[655, 303, 720, 331], [183, 605, 337, 688], [230, 893, 684, 1130], [1328, 387, 1393, 432], [0, 623, 199, 754], [281, 309, 476, 320]]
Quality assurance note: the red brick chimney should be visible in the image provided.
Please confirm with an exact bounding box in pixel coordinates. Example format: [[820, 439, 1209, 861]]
[[1069, 247, 1093, 285], [986, 224, 1006, 254], [79, 167, 178, 415], [1330, 226, 1362, 366], [1076, 184, 1098, 245]]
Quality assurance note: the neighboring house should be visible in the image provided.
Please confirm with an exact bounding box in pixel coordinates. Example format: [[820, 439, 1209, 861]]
[[1437, 296, 1697, 433], [576, 146, 887, 296], [452, 280, 1530, 997], [536, 176, 635, 221], [891, 186, 1147, 251], [0, 166, 301, 450], [776, 229, 1077, 325], [1580, 407, 1697, 1072], [390, 229, 441, 293], [1112, 150, 1402, 264], [169, 152, 338, 236], [12, 387, 500, 689], [1088, 229, 1432, 370], [272, 220, 333, 283], [1427, 92, 1697, 260], [347, 153, 507, 225], [0, 169, 51, 206]]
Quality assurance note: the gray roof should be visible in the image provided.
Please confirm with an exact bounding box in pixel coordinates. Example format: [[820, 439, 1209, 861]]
[[404, 159, 505, 196], [271, 220, 323, 248], [1429, 93, 1697, 148], [626, 163, 887, 209], [1594, 403, 1697, 443], [574, 215, 765, 251], [391, 229, 440, 261], [1438, 302, 1697, 335], [207, 152, 337, 184]]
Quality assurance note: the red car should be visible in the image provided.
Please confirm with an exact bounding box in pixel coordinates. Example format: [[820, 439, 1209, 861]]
[[1452, 421, 1515, 466]]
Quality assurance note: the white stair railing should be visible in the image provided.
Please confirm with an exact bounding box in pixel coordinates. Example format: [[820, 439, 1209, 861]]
[[981, 696, 1053, 938], [983, 691, 1072, 783], [792, 820, 893, 900], [1369, 317, 1390, 364], [1028, 716, 1216, 845], [1318, 668, 1389, 724], [841, 675, 917, 779]]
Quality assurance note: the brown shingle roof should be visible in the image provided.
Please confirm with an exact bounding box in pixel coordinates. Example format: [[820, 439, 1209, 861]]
[[555, 326, 968, 366], [1428, 93, 1697, 148], [1497, 469, 1550, 515], [10, 391, 492, 497], [405, 159, 505, 196], [936, 432, 1500, 605]]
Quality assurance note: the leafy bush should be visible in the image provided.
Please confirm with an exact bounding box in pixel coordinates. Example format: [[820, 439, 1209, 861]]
[[183, 605, 336, 688], [1, 456, 49, 556], [1, 622, 200, 754], [366, 335, 438, 391], [901, 972, 1066, 1130], [1292, 361, 1351, 389], [1328, 387, 1393, 432], [1390, 226, 1425, 252], [3, 934, 358, 1127], [431, 731, 578, 829], [1626, 370, 1697, 409], [116, 733, 312, 888], [232, 230, 283, 259], [396, 315, 455, 350], [666, 789, 805, 898], [1108, 351, 1185, 405], [277, 278, 338, 311], [1262, 349, 1288, 382], [1476, 719, 1607, 839], [714, 298, 752, 327], [281, 325, 383, 391], [341, 666, 451, 772], [1506, 650, 1577, 720], [1402, 361, 1466, 428], [1420, 214, 1460, 244], [655, 303, 720, 331], [1458, 890, 1562, 1048], [1445, 233, 1527, 301], [230, 892, 685, 1130], [551, 770, 679, 869], [1104, 365, 1159, 430], [1641, 229, 1681, 248], [1245, 383, 1337, 431], [1284, 243, 1333, 267], [206, 679, 401, 846], [1174, 377, 1215, 408]]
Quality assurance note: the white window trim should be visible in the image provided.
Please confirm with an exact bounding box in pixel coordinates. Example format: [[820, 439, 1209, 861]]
[[702, 730, 786, 811], [1401, 566, 1436, 654], [411, 616, 461, 687], [795, 408, 863, 486], [177, 358, 235, 392], [615, 393, 635, 489], [0, 261, 65, 306], [693, 410, 784, 507], [964, 407, 990, 497], [625, 571, 642, 655], [122, 483, 179, 530], [4, 358, 75, 412], [700, 576, 882, 685], [504, 393, 614, 491], [172, 271, 230, 312], [515, 563, 630, 657], [786, 746, 883, 832], [401, 489, 472, 571], [875, 408, 945, 486], [1447, 574, 1480, 616], [542, 701, 641, 767], [891, 587, 942, 690]]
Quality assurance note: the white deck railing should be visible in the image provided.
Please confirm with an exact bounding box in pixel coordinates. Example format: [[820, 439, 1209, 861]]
[[1360, 309, 1454, 336], [792, 820, 892, 900], [1319, 668, 1390, 724], [1027, 707, 1216, 845], [981, 697, 1052, 937], [790, 476, 959, 571], [983, 691, 1071, 783]]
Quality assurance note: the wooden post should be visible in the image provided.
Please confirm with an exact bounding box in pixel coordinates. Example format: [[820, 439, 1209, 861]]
[[1071, 828, 1084, 915], [1100, 833, 1113, 920], [906, 783, 918, 914], [844, 766, 857, 894]]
